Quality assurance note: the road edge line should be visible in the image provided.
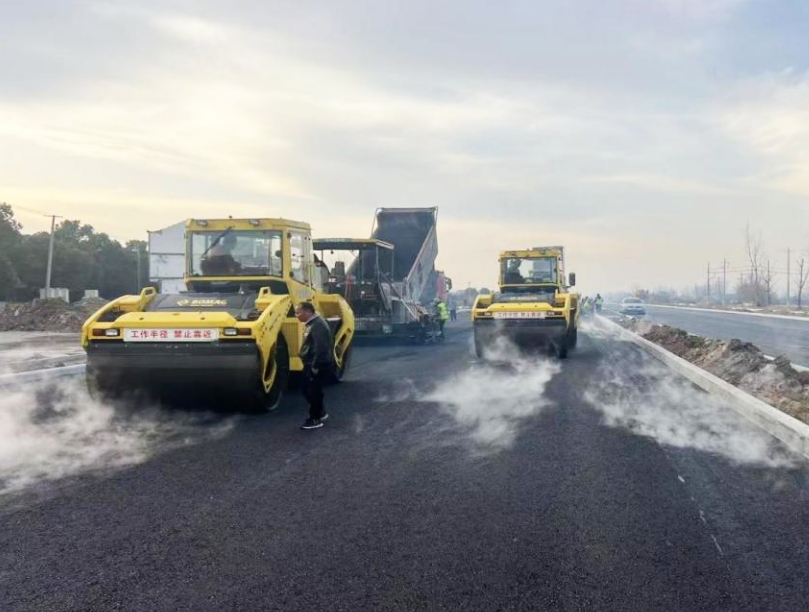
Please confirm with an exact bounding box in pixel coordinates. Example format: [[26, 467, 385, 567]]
[[0, 363, 86, 386], [599, 316, 809, 460], [646, 304, 809, 323]]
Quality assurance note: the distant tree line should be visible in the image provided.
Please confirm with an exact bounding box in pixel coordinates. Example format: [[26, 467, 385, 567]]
[[0, 204, 148, 302], [741, 224, 809, 308], [630, 225, 809, 309]]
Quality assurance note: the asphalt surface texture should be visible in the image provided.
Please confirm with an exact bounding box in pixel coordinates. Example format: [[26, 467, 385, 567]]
[[630, 304, 809, 367], [2, 317, 809, 611]]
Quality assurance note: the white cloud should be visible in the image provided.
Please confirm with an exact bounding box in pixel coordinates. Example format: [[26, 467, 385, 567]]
[[1, 1, 808, 292], [660, 0, 749, 21], [151, 14, 232, 44], [716, 71, 809, 196], [580, 172, 738, 196]]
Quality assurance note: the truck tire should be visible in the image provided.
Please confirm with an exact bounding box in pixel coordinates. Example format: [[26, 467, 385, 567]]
[[254, 336, 290, 412]]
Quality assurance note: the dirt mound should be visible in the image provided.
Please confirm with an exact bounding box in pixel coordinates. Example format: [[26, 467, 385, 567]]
[[620, 318, 809, 424], [73, 296, 109, 313], [694, 339, 768, 385], [643, 325, 707, 357], [0, 298, 109, 333]]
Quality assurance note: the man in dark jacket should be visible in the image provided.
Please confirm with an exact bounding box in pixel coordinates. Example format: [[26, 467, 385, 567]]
[[296, 302, 334, 430]]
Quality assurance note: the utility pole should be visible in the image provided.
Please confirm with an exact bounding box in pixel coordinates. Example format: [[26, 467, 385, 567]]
[[2, 203, 62, 295], [722, 259, 728, 306], [133, 244, 142, 292], [766, 260, 771, 306], [707, 262, 711, 301], [44, 214, 61, 292], [787, 248, 791, 306]]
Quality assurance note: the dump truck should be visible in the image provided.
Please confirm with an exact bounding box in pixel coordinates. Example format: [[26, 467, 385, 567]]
[[313, 207, 445, 340], [81, 217, 355, 410], [471, 246, 579, 358]]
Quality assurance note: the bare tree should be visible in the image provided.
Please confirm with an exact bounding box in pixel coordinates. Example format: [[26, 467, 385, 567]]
[[744, 224, 765, 306], [735, 279, 760, 304], [796, 255, 809, 309]]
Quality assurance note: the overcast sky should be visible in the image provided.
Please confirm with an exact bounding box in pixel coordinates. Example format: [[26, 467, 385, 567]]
[[1, 0, 808, 293]]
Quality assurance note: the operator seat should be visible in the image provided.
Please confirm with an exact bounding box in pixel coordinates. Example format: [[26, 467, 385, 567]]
[[201, 254, 240, 276]]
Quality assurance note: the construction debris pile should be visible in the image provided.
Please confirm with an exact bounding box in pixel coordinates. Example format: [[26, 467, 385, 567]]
[[0, 298, 108, 333], [621, 318, 809, 424]]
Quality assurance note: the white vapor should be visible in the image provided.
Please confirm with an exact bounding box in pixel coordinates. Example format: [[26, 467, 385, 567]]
[[581, 319, 799, 467], [0, 376, 235, 497], [423, 337, 560, 451]]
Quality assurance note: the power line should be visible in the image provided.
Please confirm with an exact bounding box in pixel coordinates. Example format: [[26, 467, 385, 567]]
[[1, 201, 60, 218], [45, 215, 62, 291]]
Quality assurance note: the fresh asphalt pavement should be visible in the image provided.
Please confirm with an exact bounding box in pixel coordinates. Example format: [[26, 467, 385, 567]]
[[636, 305, 809, 367], [2, 318, 809, 611]]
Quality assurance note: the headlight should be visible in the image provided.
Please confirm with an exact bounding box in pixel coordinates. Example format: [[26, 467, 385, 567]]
[[92, 328, 120, 337], [223, 328, 251, 336]]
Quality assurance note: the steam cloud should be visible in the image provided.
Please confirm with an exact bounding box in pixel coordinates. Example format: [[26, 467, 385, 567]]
[[0, 376, 234, 497], [424, 336, 561, 451], [580, 318, 799, 468]]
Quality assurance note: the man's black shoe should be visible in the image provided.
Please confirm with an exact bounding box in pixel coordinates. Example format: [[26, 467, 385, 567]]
[[319, 413, 329, 421], [301, 418, 323, 430]]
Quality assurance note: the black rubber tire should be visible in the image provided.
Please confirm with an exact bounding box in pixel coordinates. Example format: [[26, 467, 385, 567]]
[[253, 336, 290, 412], [87, 368, 152, 406], [473, 327, 486, 359], [568, 325, 578, 349], [555, 334, 569, 359], [331, 343, 353, 383], [86, 367, 113, 402]]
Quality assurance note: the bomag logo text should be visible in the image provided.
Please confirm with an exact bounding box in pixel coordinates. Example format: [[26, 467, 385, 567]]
[[176, 299, 228, 307]]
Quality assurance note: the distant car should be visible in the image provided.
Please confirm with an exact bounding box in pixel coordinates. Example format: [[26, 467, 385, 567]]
[[620, 297, 646, 315]]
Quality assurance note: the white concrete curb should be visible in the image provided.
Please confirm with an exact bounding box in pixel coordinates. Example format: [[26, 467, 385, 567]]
[[599, 316, 809, 460], [608, 307, 809, 371], [0, 363, 86, 386], [646, 304, 809, 323], [763, 355, 809, 373]]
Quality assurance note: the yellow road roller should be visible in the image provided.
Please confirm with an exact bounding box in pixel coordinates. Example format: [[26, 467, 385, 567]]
[[472, 246, 579, 359], [81, 218, 355, 410]]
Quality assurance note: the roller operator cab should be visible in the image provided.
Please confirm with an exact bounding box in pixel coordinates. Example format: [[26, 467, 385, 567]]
[[81, 218, 355, 411], [471, 247, 579, 359]]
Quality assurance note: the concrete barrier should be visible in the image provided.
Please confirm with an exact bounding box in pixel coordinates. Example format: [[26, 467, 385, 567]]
[[599, 316, 809, 460]]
